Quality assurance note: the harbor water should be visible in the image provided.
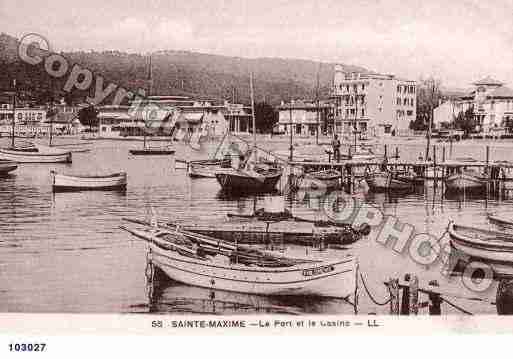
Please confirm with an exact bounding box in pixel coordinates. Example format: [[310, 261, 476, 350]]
[[1, 137, 513, 315]]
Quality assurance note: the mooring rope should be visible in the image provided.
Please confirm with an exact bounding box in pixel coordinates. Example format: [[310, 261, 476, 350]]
[[359, 271, 391, 306], [440, 296, 473, 315]]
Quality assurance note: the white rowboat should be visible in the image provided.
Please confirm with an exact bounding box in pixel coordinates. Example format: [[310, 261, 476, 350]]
[[448, 222, 513, 277], [52, 171, 127, 192], [0, 145, 72, 163], [121, 223, 357, 298]]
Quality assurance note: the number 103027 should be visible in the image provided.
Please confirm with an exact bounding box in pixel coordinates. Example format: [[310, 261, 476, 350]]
[[9, 343, 46, 352]]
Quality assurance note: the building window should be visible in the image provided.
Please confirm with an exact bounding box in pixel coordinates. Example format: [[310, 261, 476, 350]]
[[403, 98, 408, 105], [397, 98, 401, 105], [397, 85, 401, 93], [407, 110, 413, 116], [362, 84, 365, 91], [361, 109, 365, 117]]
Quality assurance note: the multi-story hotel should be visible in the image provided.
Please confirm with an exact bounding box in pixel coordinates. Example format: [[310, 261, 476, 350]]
[[434, 76, 513, 134], [331, 65, 416, 137]]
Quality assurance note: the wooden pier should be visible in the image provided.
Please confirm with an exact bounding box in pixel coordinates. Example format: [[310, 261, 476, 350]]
[[286, 144, 513, 195]]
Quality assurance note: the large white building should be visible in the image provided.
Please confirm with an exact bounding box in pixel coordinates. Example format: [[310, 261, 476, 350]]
[[434, 76, 513, 134], [331, 66, 416, 137]]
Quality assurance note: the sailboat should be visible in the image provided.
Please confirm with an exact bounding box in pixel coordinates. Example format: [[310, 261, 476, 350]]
[[129, 55, 175, 156], [215, 73, 283, 193], [0, 80, 72, 163]]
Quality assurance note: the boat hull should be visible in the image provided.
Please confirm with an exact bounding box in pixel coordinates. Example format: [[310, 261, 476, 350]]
[[187, 161, 229, 178], [0, 160, 17, 175], [215, 170, 282, 193], [365, 172, 412, 192], [0, 147, 71, 163], [52, 172, 127, 192], [129, 149, 175, 155], [298, 170, 341, 190], [150, 244, 356, 298], [445, 173, 486, 192], [449, 223, 513, 277]]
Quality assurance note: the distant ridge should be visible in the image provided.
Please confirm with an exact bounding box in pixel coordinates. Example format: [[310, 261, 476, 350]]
[[0, 32, 368, 105]]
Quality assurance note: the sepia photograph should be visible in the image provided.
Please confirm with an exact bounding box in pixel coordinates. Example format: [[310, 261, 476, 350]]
[[2, 1, 513, 345]]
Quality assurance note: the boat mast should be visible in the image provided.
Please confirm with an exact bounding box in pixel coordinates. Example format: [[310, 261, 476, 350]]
[[353, 81, 358, 153], [11, 79, 16, 149], [49, 88, 53, 147], [315, 63, 321, 145], [144, 54, 153, 150], [250, 72, 256, 162]]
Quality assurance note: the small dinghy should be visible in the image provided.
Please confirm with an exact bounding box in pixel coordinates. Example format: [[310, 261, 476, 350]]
[[448, 222, 513, 277], [0, 160, 17, 176], [51, 171, 127, 192], [121, 218, 357, 298], [187, 159, 231, 178]]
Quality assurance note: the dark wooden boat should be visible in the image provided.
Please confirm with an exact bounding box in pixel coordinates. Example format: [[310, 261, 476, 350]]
[[215, 163, 282, 193], [129, 146, 175, 155], [365, 170, 413, 192], [0, 159, 17, 175]]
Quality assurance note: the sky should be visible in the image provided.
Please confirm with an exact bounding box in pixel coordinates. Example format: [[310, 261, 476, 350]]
[[2, 0, 513, 89]]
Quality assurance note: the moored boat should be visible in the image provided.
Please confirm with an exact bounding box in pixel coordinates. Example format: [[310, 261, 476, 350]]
[[51, 171, 127, 192], [445, 170, 487, 193], [129, 146, 175, 155], [187, 159, 231, 178], [365, 171, 413, 192], [0, 159, 17, 175], [0, 145, 72, 163], [298, 169, 341, 190], [121, 220, 357, 298], [215, 163, 283, 193], [488, 213, 513, 227], [448, 222, 513, 277]]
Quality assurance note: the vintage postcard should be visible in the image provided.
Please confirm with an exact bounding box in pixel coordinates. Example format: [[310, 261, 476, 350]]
[[1, 0, 513, 353]]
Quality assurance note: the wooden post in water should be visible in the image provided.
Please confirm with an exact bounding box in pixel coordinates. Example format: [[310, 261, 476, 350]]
[[433, 145, 437, 186], [400, 274, 411, 315], [409, 275, 419, 315], [388, 278, 400, 315], [486, 145, 490, 194], [428, 280, 442, 315]]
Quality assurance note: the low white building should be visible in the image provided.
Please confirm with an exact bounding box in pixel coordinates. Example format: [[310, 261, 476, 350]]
[[276, 100, 333, 136], [434, 77, 513, 133]]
